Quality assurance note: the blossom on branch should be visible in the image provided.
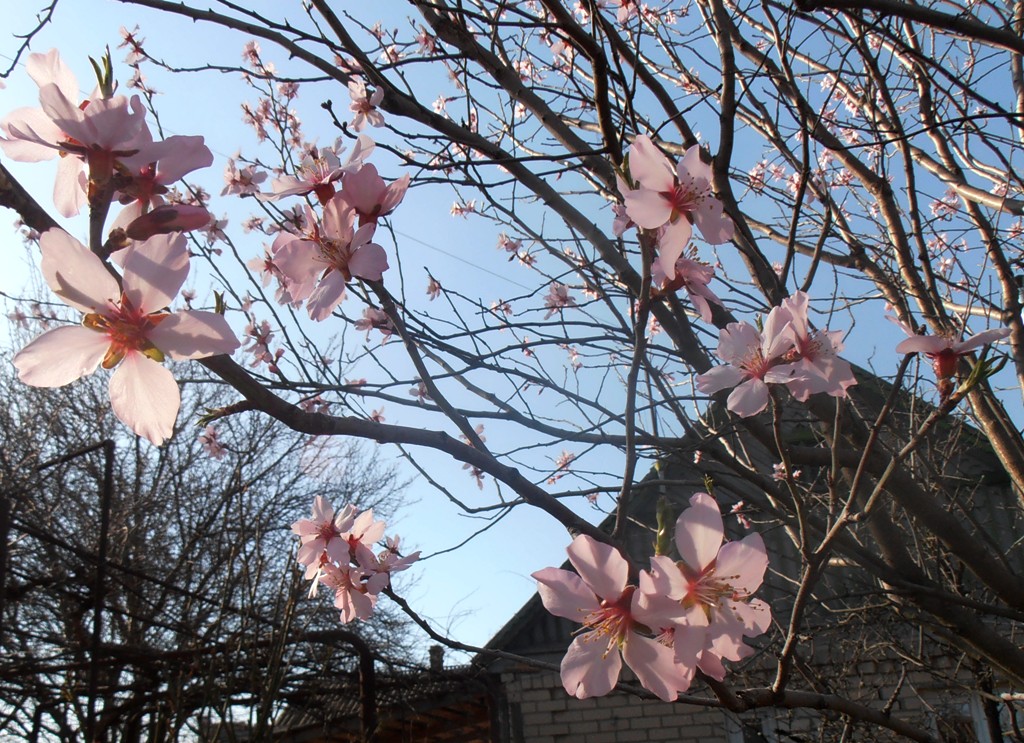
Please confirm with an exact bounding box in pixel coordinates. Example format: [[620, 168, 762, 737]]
[[622, 136, 734, 280], [348, 79, 384, 131], [293, 497, 417, 623], [641, 493, 771, 685], [544, 283, 577, 319], [895, 323, 1010, 397], [272, 198, 388, 321], [533, 536, 689, 701], [695, 310, 799, 417], [13, 231, 239, 444], [0, 49, 154, 217], [652, 254, 722, 323], [256, 135, 374, 205]]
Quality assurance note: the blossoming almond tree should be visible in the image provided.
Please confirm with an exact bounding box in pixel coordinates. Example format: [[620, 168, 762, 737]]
[[3, 3, 1024, 739]]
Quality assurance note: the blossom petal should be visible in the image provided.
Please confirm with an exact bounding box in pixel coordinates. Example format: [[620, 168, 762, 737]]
[[628, 135, 675, 192], [13, 325, 108, 387], [560, 633, 621, 699], [727, 378, 770, 417], [149, 310, 239, 359], [533, 567, 600, 620], [623, 188, 673, 230], [307, 271, 348, 322], [656, 220, 692, 280], [622, 632, 690, 701], [108, 353, 180, 445], [675, 492, 723, 573], [122, 233, 189, 312], [349, 242, 389, 281], [695, 364, 746, 396], [693, 197, 734, 244], [26, 49, 79, 101], [39, 230, 119, 313], [895, 335, 949, 355], [566, 535, 628, 601], [954, 327, 1011, 353], [641, 555, 688, 601], [53, 155, 87, 218], [715, 532, 768, 596]]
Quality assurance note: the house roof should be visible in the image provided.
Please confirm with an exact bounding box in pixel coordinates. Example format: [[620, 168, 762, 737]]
[[271, 664, 497, 742]]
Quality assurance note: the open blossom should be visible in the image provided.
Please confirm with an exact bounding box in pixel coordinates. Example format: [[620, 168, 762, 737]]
[[13, 231, 239, 444], [695, 308, 800, 417], [774, 292, 856, 401], [544, 283, 576, 319], [354, 306, 394, 339], [257, 135, 374, 204], [292, 496, 358, 571], [221, 158, 266, 196], [111, 132, 213, 233], [0, 49, 154, 217], [895, 322, 1010, 397], [199, 425, 228, 459], [533, 536, 689, 701], [272, 197, 389, 321], [652, 254, 721, 322], [349, 79, 385, 131], [622, 136, 734, 280], [641, 493, 771, 686]]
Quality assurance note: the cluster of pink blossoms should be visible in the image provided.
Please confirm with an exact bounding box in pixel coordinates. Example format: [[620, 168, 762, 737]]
[[292, 496, 419, 623], [246, 137, 407, 322], [4, 50, 238, 444], [0, 49, 213, 230], [533, 493, 770, 701], [617, 135, 733, 321], [696, 291, 857, 417]]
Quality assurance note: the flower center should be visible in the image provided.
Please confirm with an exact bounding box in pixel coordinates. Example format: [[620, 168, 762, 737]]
[[83, 296, 167, 368]]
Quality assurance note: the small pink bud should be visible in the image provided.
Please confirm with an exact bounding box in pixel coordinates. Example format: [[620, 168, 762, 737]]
[[126, 205, 212, 240]]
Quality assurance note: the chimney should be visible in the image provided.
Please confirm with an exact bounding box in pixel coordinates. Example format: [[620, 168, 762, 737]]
[[428, 645, 444, 671]]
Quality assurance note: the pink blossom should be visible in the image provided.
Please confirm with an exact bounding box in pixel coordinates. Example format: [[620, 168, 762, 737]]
[[112, 133, 213, 232], [895, 323, 1010, 396], [695, 309, 800, 417], [221, 158, 266, 196], [353, 307, 395, 339], [348, 79, 385, 131], [373, 535, 420, 577], [342, 508, 388, 568], [774, 292, 857, 401], [319, 563, 380, 623], [13, 231, 239, 444], [291, 496, 359, 583], [426, 276, 442, 301], [0, 49, 154, 217], [257, 135, 374, 204], [533, 535, 689, 701], [199, 425, 228, 459], [652, 255, 721, 323], [641, 493, 771, 685], [450, 199, 477, 218], [544, 283, 577, 319], [622, 136, 734, 280], [339, 163, 409, 225], [272, 198, 389, 321]]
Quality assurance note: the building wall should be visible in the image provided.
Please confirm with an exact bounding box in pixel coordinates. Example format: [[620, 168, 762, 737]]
[[497, 662, 1004, 743], [499, 668, 734, 743]]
